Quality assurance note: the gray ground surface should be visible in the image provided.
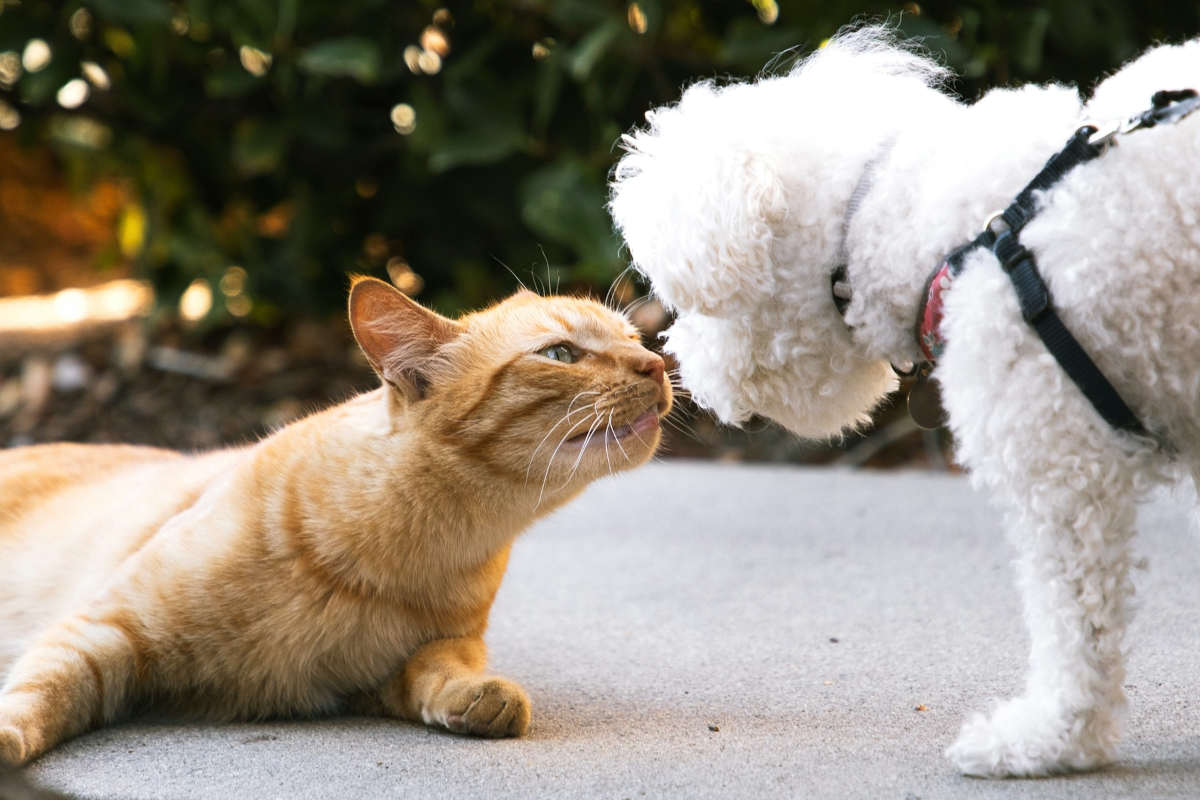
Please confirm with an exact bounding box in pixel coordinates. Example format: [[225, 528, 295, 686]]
[[20, 462, 1200, 799]]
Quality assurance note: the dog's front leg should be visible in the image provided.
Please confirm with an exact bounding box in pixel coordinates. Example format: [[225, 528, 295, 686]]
[[945, 441, 1143, 777]]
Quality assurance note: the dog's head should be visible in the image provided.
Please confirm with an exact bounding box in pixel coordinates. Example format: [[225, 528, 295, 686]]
[[609, 27, 946, 438]]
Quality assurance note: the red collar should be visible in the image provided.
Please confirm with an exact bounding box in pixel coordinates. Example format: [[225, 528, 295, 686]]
[[917, 260, 954, 362]]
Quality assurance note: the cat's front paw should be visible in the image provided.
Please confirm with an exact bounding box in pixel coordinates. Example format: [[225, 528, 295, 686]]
[[0, 725, 27, 767], [946, 695, 1117, 777], [434, 677, 531, 738]]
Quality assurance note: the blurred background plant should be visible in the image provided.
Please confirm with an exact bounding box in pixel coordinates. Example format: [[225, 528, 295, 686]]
[[1, 0, 1197, 457]]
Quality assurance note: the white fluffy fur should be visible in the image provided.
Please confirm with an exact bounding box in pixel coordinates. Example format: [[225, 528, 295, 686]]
[[610, 26, 1200, 777]]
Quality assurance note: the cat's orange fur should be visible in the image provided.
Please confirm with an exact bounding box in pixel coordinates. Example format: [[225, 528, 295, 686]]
[[0, 277, 670, 765]]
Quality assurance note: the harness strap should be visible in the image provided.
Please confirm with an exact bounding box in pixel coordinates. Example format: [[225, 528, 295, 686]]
[[944, 127, 1103, 277], [992, 231, 1147, 434], [913, 89, 1200, 437]]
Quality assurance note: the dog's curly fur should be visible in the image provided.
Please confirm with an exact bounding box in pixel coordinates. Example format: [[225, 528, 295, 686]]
[[610, 26, 1200, 778]]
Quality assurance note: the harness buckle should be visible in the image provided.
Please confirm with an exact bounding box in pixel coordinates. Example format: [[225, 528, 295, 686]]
[[1081, 117, 1139, 149], [1082, 91, 1196, 149], [1146, 89, 1200, 127], [982, 210, 1008, 235]]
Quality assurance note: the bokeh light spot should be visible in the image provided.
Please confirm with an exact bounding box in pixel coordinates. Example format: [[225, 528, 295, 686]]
[[0, 99, 19, 131], [416, 49, 441, 74], [364, 233, 389, 262], [627, 4, 648, 35], [239, 46, 272, 76], [752, 0, 779, 24], [226, 294, 252, 317], [104, 28, 136, 58], [403, 45, 422, 73], [56, 78, 90, 109], [53, 289, 88, 323], [387, 258, 424, 295], [390, 103, 416, 135], [219, 266, 247, 297], [69, 8, 92, 40], [22, 39, 51, 72], [420, 26, 450, 57], [179, 279, 213, 322], [118, 205, 146, 257], [0, 52, 20, 88], [355, 178, 378, 199], [81, 61, 111, 90]]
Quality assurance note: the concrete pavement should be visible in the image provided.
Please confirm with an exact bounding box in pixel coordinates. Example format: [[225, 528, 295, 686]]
[[21, 462, 1200, 799]]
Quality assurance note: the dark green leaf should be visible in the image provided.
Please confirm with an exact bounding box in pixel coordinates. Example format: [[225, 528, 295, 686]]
[[204, 65, 261, 98], [86, 0, 172, 26], [568, 20, 622, 81], [232, 120, 287, 175], [297, 37, 380, 82], [428, 126, 526, 173], [519, 160, 619, 271], [716, 18, 804, 71]]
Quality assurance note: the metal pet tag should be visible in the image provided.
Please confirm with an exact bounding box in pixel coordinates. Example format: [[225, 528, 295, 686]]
[[907, 366, 947, 430]]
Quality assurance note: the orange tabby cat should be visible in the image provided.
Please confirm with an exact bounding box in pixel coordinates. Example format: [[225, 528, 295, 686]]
[[0, 277, 670, 765]]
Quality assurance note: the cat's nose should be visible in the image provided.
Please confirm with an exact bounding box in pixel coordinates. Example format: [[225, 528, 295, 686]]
[[635, 353, 665, 385]]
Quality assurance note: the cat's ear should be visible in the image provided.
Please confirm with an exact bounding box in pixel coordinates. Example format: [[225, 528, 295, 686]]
[[348, 277, 464, 401]]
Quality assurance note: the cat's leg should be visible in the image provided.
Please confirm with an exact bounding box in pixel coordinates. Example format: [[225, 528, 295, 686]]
[[370, 636, 531, 737], [0, 613, 141, 765], [944, 423, 1146, 777]]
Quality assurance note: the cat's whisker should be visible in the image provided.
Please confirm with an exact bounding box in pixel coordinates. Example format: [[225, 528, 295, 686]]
[[661, 412, 703, 445], [534, 401, 601, 508], [554, 412, 609, 494], [666, 377, 692, 401], [604, 264, 636, 310], [560, 413, 606, 489], [628, 425, 652, 452], [610, 410, 632, 463], [667, 413, 699, 436], [603, 409, 615, 476], [534, 425, 577, 510], [524, 392, 602, 482], [491, 255, 529, 293], [535, 244, 558, 296], [666, 396, 702, 430], [621, 294, 654, 317]]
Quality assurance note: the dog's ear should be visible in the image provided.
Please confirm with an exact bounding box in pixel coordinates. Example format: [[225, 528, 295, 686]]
[[610, 96, 785, 318]]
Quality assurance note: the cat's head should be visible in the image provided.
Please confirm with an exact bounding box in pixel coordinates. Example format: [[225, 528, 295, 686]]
[[348, 277, 671, 497]]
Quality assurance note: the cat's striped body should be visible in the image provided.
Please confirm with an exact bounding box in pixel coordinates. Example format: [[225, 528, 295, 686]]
[[0, 280, 670, 764]]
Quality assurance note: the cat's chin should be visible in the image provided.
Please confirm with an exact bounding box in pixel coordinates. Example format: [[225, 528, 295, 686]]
[[565, 407, 660, 450]]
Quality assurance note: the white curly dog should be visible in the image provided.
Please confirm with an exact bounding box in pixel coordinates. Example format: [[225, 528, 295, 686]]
[[609, 27, 1200, 777]]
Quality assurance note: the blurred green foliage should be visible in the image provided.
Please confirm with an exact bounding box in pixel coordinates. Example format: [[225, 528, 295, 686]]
[[0, 0, 1197, 320]]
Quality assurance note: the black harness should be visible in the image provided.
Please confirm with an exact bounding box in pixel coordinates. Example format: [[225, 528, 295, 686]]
[[838, 89, 1199, 435]]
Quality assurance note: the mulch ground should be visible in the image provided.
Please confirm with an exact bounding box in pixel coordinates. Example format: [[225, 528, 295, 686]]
[[0, 317, 953, 469]]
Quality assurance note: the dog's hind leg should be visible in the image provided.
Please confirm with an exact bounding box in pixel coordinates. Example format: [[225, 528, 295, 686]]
[[946, 457, 1142, 776], [944, 407, 1153, 777]]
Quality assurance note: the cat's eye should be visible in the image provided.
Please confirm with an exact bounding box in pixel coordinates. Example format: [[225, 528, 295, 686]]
[[538, 344, 576, 364]]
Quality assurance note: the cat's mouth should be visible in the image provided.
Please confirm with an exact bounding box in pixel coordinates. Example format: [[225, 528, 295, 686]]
[[565, 406, 660, 446]]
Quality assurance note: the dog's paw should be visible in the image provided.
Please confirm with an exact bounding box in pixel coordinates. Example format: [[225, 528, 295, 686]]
[[946, 696, 1117, 778], [431, 677, 531, 738]]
